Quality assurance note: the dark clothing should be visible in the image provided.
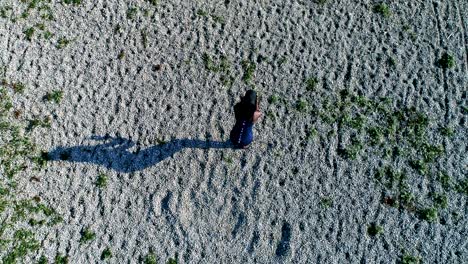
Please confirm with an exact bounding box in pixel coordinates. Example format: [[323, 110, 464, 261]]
[[230, 119, 254, 148], [230, 89, 257, 148]]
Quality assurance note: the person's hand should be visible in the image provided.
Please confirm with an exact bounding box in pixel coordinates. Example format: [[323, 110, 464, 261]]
[[253, 110, 262, 123]]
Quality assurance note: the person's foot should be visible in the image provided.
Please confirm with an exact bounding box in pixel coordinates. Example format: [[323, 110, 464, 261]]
[[242, 144, 250, 149]]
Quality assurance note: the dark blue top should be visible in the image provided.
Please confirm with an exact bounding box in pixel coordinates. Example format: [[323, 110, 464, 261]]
[[230, 120, 254, 147]]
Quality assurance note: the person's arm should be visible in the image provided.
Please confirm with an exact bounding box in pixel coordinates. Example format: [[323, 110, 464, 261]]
[[252, 98, 261, 123]]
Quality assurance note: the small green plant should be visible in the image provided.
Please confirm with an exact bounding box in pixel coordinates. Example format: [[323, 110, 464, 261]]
[[269, 95, 279, 104], [387, 57, 397, 67], [202, 53, 218, 72], [37, 255, 48, 264], [437, 53, 455, 69], [306, 128, 318, 140], [141, 30, 148, 48], [409, 160, 428, 175], [241, 60, 256, 83], [435, 171, 451, 190], [96, 173, 108, 188], [127, 7, 138, 19], [44, 90, 63, 103], [101, 248, 112, 260], [146, 0, 159, 6], [319, 197, 333, 208], [24, 27, 35, 41], [367, 223, 383, 236], [196, 9, 208, 17], [401, 253, 422, 264], [211, 14, 225, 24], [295, 100, 308, 113], [56, 37, 70, 49], [118, 50, 125, 60], [431, 192, 448, 208], [55, 254, 69, 264], [79, 228, 96, 244], [439, 126, 454, 137], [315, 0, 327, 4], [43, 30, 53, 40], [63, 0, 82, 4], [144, 252, 157, 264], [167, 258, 177, 264], [373, 3, 391, 17], [418, 207, 438, 222], [455, 179, 468, 196], [12, 82, 26, 94], [305, 76, 318, 91]]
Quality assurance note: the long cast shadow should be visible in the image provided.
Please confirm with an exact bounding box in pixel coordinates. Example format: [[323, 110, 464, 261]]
[[48, 135, 233, 173]]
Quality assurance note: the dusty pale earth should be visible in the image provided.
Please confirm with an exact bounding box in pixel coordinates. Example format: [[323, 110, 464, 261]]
[[0, 0, 467, 263]]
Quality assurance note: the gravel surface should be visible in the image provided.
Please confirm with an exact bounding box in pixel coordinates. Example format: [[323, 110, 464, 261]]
[[0, 0, 466, 263]]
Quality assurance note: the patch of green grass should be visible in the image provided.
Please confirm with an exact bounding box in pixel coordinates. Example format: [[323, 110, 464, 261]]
[[373, 3, 391, 17], [141, 29, 148, 48], [409, 160, 428, 175], [241, 60, 256, 83], [319, 197, 333, 208], [435, 172, 451, 190], [96, 173, 108, 188], [24, 27, 35, 41], [295, 100, 308, 113], [439, 126, 454, 137], [118, 50, 125, 60], [437, 53, 455, 69], [211, 14, 225, 24], [167, 258, 177, 264], [146, 0, 159, 6], [37, 255, 48, 264], [63, 0, 82, 5], [55, 254, 69, 264], [27, 117, 51, 131], [56, 37, 70, 49], [202, 53, 218, 72], [418, 207, 438, 222], [144, 252, 157, 264], [305, 76, 318, 91], [44, 90, 63, 104], [431, 192, 448, 208], [79, 228, 96, 244], [196, 9, 208, 17], [306, 128, 318, 141], [401, 253, 422, 264], [387, 57, 397, 67], [127, 7, 138, 19], [455, 179, 468, 196], [268, 94, 280, 104], [101, 248, 112, 260], [367, 223, 383, 236]]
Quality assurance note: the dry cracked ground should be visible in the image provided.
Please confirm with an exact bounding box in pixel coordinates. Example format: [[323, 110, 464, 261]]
[[0, 0, 467, 263]]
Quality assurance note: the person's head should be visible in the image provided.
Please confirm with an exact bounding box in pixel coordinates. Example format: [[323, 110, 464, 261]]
[[236, 90, 257, 121]]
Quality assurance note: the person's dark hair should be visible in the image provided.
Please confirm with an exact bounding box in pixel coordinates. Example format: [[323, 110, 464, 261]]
[[234, 90, 257, 121]]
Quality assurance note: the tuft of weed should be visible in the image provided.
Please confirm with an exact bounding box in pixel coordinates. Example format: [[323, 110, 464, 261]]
[[367, 223, 383, 237], [437, 53, 455, 69], [79, 228, 96, 244], [431, 192, 448, 208], [295, 100, 308, 113], [44, 90, 63, 104], [455, 179, 468, 196], [401, 253, 422, 264], [241, 60, 256, 83], [24, 27, 35, 41], [56, 37, 70, 49], [63, 0, 82, 5], [319, 197, 333, 208], [373, 3, 391, 17], [96, 173, 108, 188], [418, 207, 438, 222], [305, 76, 318, 91], [439, 126, 454, 137], [144, 252, 157, 264], [196, 9, 208, 17], [101, 248, 112, 260], [55, 254, 69, 264], [127, 7, 138, 19]]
